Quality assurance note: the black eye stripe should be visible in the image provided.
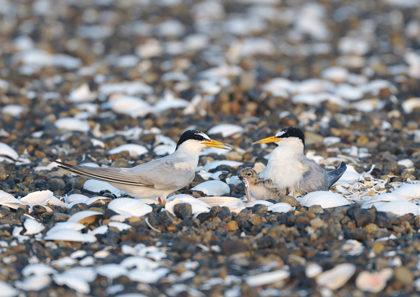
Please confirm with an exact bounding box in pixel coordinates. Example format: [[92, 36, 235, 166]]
[[276, 127, 305, 146], [176, 130, 210, 150]]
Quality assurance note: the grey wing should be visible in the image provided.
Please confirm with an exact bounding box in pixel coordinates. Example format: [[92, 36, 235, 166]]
[[297, 157, 329, 193], [56, 161, 152, 187], [128, 157, 195, 191], [326, 162, 347, 188]]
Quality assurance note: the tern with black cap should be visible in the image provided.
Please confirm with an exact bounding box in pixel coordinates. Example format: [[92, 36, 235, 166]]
[[57, 130, 232, 204], [239, 127, 347, 200]]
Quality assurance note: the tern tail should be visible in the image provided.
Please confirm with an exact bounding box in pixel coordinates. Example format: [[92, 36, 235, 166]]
[[327, 162, 347, 188]]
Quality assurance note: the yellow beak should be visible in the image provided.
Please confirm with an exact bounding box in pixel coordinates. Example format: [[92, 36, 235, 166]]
[[253, 136, 281, 144], [202, 139, 232, 150]]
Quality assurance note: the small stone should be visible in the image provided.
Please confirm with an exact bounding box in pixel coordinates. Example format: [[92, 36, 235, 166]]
[[252, 204, 267, 214], [357, 134, 369, 146], [384, 160, 401, 175], [216, 209, 232, 222], [221, 240, 250, 256], [308, 205, 324, 214], [345, 228, 369, 241], [174, 203, 192, 220], [52, 212, 70, 222], [310, 217, 326, 229], [34, 150, 46, 158], [47, 178, 65, 191], [248, 215, 262, 225], [394, 267, 413, 286], [372, 242, 385, 254], [364, 223, 379, 233], [347, 207, 373, 227], [89, 207, 105, 213], [0, 167, 7, 181], [226, 221, 238, 231], [278, 196, 300, 207]]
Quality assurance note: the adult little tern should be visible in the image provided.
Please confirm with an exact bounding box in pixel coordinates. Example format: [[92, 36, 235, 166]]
[[240, 127, 347, 199], [57, 130, 232, 204]]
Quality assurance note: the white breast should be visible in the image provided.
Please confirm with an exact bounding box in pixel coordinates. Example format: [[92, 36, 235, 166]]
[[259, 138, 305, 189]]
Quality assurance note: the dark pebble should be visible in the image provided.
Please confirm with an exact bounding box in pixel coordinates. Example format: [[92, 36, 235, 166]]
[[47, 178, 66, 191], [347, 206, 374, 227], [174, 203, 192, 220], [221, 240, 250, 256]]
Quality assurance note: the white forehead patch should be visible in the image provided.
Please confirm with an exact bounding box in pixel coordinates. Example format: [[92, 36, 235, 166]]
[[275, 130, 286, 137], [197, 132, 210, 141]]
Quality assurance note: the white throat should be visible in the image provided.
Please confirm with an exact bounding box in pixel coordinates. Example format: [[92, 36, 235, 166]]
[[171, 140, 205, 169], [259, 137, 305, 188]]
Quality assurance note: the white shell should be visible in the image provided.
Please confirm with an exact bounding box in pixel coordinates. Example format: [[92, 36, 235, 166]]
[[53, 274, 90, 294], [191, 180, 230, 196], [245, 269, 290, 287], [66, 194, 90, 203], [127, 268, 170, 283], [68, 83, 97, 102], [99, 81, 153, 96], [83, 179, 125, 196], [220, 200, 246, 214], [89, 226, 108, 235], [120, 256, 159, 270], [246, 200, 273, 208], [14, 275, 50, 291], [109, 144, 148, 157], [62, 267, 97, 282], [402, 97, 420, 113], [0, 280, 19, 296], [108, 198, 152, 218], [108, 222, 132, 231], [153, 97, 190, 113], [55, 118, 90, 132], [392, 184, 420, 200], [398, 159, 414, 168], [67, 210, 103, 223], [165, 198, 211, 216], [207, 124, 244, 138], [0, 190, 23, 209], [375, 201, 420, 216], [268, 203, 293, 213], [44, 229, 97, 242], [197, 196, 243, 207], [316, 263, 356, 290], [299, 191, 351, 208], [0, 142, 19, 160], [361, 193, 406, 209], [355, 269, 393, 293], [306, 263, 323, 278], [70, 250, 87, 259], [24, 218, 45, 235], [2, 105, 26, 117], [204, 160, 243, 170], [46, 222, 85, 235], [22, 263, 57, 277], [20, 190, 54, 205], [95, 264, 127, 280], [108, 96, 153, 118]]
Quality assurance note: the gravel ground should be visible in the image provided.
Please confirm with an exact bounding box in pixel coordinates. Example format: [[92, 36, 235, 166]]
[[1, 0, 420, 296]]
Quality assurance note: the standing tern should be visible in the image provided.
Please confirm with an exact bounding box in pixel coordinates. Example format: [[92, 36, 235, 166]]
[[239, 127, 347, 199], [57, 130, 232, 204]]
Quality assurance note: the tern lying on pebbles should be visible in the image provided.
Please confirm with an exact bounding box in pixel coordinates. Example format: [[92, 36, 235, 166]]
[[239, 127, 347, 200], [57, 130, 232, 204]]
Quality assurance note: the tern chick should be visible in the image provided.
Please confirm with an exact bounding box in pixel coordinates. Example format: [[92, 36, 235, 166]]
[[242, 127, 346, 199], [57, 130, 231, 204], [238, 168, 282, 201]]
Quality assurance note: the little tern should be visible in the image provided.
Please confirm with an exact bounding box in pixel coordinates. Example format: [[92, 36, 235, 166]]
[[57, 130, 232, 204], [240, 127, 347, 199]]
